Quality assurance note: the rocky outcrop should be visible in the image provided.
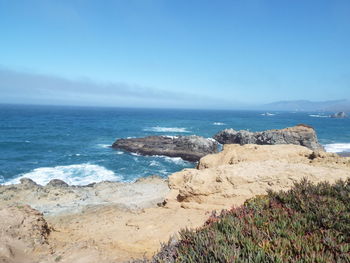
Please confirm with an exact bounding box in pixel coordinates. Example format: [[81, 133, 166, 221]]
[[47, 179, 69, 187], [166, 144, 350, 209], [1, 145, 350, 262], [112, 135, 218, 162], [0, 205, 50, 263], [0, 176, 169, 215], [331, 112, 348, 118], [213, 124, 323, 151]]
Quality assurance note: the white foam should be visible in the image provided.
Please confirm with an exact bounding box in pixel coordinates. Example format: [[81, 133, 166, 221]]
[[213, 122, 226, 126], [163, 135, 179, 139], [309, 114, 329, 118], [115, 151, 124, 155], [97, 144, 111, 148], [207, 137, 218, 143], [163, 156, 188, 165], [144, 126, 190, 133], [324, 143, 350, 153], [6, 164, 120, 186], [261, 112, 275, 116], [150, 155, 189, 165], [149, 160, 160, 167]]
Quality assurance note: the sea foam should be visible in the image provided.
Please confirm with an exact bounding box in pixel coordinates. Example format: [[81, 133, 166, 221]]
[[213, 122, 226, 126], [97, 144, 111, 149], [6, 164, 120, 186], [309, 114, 329, 118], [324, 143, 350, 153], [144, 126, 190, 133]]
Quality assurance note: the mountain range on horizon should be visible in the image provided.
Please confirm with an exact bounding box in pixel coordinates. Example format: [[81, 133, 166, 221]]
[[259, 99, 350, 112]]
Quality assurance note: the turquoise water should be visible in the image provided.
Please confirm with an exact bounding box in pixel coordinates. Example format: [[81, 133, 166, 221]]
[[1, 104, 349, 185]]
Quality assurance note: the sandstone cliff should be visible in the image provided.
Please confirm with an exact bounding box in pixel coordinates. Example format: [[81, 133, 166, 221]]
[[166, 144, 350, 210]]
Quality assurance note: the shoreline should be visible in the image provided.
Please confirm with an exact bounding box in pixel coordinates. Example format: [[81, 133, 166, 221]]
[[1, 144, 350, 262], [2, 147, 350, 187]]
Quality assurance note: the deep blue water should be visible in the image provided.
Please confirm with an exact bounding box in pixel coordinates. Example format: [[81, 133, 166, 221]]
[[1, 104, 350, 185]]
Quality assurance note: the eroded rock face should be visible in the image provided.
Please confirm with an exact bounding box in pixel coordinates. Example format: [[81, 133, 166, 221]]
[[213, 125, 323, 151], [112, 135, 218, 162], [0, 176, 169, 216], [166, 144, 350, 209], [0, 205, 50, 263]]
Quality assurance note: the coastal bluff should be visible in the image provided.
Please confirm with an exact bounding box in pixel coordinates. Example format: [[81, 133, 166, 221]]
[[214, 124, 323, 151], [1, 144, 350, 262]]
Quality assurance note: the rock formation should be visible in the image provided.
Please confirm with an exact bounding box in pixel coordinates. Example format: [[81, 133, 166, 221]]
[[0, 205, 50, 263], [112, 135, 218, 162], [331, 112, 348, 118], [0, 175, 169, 215], [166, 144, 350, 210], [213, 124, 323, 151], [1, 144, 350, 262]]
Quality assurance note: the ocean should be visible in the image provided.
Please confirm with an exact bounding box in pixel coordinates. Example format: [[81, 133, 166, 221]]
[[1, 104, 349, 185]]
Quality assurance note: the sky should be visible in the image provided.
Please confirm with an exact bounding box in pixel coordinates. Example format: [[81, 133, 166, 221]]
[[0, 0, 349, 109]]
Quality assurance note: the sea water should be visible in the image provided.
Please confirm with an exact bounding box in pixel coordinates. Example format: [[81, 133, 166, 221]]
[[1, 104, 349, 185]]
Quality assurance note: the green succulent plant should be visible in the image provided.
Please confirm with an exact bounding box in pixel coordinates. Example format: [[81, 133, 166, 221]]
[[150, 178, 350, 263]]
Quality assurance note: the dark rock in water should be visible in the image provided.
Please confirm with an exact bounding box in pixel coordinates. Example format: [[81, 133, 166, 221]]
[[338, 152, 350, 157], [112, 135, 218, 162], [331, 112, 348, 118], [20, 178, 39, 187], [47, 179, 69, 187], [214, 124, 324, 151]]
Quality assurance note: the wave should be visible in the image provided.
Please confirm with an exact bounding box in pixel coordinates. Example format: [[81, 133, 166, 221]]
[[261, 112, 275, 116], [149, 160, 161, 167], [6, 164, 121, 186], [309, 114, 329, 118], [144, 126, 190, 133], [163, 135, 179, 139], [324, 143, 350, 153], [163, 156, 189, 165], [97, 144, 111, 148], [213, 122, 226, 126]]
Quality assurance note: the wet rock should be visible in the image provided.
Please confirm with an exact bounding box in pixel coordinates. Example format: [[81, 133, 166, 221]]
[[331, 112, 348, 118], [47, 179, 69, 188], [112, 135, 218, 162], [20, 178, 39, 188]]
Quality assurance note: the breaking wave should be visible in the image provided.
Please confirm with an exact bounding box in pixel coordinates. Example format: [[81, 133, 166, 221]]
[[6, 164, 121, 186], [309, 114, 329, 118], [213, 122, 226, 126], [324, 143, 350, 153], [97, 144, 111, 148], [144, 126, 190, 133]]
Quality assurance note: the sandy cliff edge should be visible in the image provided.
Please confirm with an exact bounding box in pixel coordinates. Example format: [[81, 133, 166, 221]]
[[1, 144, 350, 262]]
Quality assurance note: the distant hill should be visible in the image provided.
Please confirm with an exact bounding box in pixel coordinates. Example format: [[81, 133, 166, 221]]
[[260, 99, 350, 112]]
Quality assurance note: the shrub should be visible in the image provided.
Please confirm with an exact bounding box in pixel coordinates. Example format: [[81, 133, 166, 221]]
[[152, 178, 350, 263]]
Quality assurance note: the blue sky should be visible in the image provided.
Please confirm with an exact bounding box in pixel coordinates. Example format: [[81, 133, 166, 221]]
[[0, 0, 349, 109]]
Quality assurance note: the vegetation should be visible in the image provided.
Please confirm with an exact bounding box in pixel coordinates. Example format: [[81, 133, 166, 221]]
[[152, 178, 350, 262]]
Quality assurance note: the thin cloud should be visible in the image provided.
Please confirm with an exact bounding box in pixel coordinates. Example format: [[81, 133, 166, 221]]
[[0, 67, 242, 109], [0, 67, 187, 99]]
